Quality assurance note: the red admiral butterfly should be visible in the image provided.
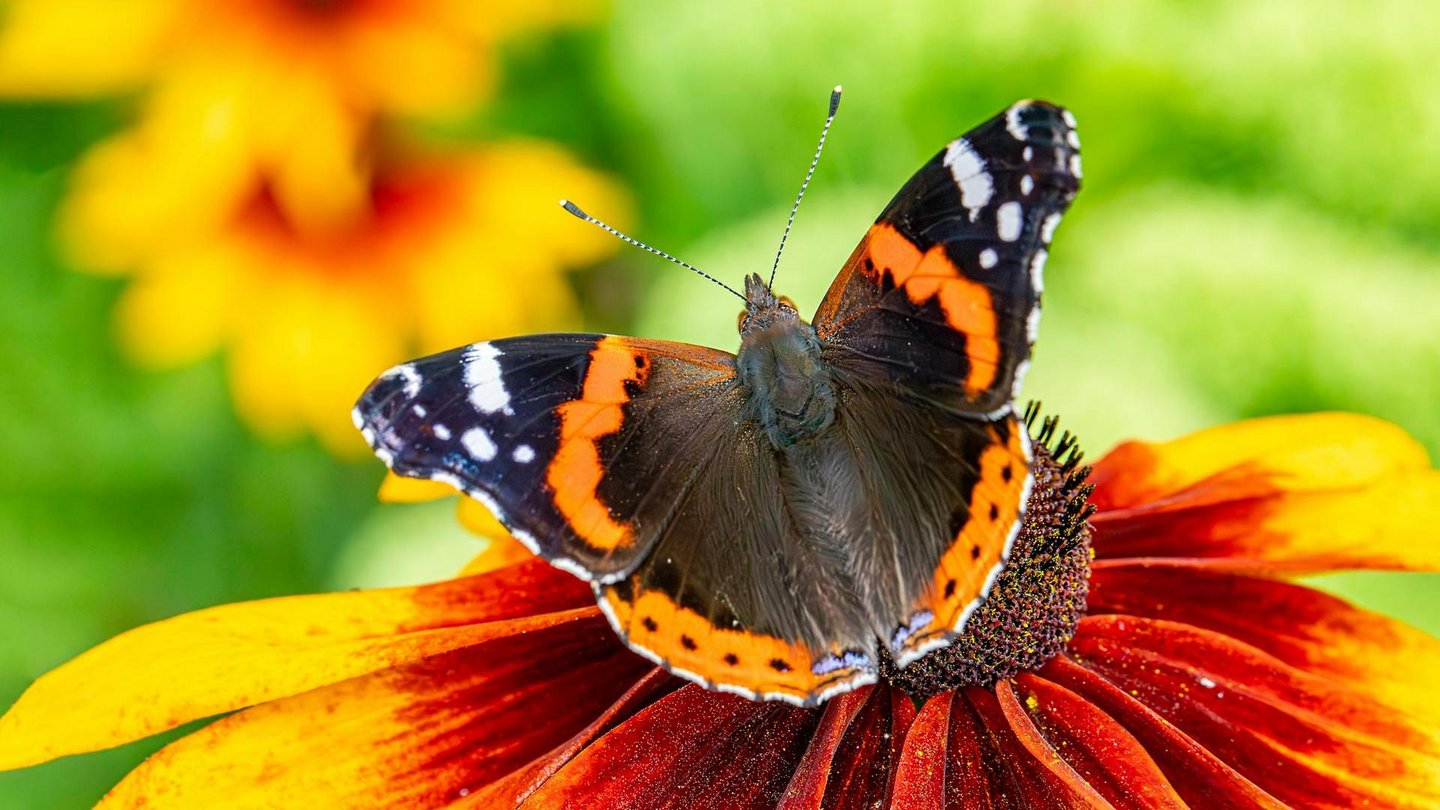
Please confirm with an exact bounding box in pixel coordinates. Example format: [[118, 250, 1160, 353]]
[[355, 90, 1081, 705]]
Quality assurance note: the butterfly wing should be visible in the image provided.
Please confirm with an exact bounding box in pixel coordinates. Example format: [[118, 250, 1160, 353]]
[[355, 334, 739, 581], [812, 101, 1079, 664], [355, 333, 877, 704], [813, 100, 1081, 416]]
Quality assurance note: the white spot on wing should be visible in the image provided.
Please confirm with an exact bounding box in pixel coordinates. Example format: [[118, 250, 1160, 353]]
[[1040, 213, 1062, 244], [943, 138, 993, 221], [1022, 146, 1034, 162], [1026, 304, 1042, 343], [433, 424, 451, 441], [513, 444, 535, 463], [1020, 175, 1034, 196], [979, 248, 999, 269], [1030, 249, 1048, 294], [997, 201, 1023, 242], [463, 342, 510, 415], [412, 404, 427, 418], [1066, 129, 1081, 149], [1069, 153, 1083, 179], [1005, 103, 1029, 140], [1061, 108, 1078, 128], [383, 363, 422, 398], [461, 427, 497, 461], [1010, 357, 1032, 402]]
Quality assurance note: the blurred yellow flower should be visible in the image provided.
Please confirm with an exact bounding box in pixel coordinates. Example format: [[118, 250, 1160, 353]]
[[0, 0, 599, 233], [64, 138, 627, 456]]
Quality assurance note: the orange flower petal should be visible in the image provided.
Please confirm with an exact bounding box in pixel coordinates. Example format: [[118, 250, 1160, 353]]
[[0, 560, 589, 770], [1092, 470, 1440, 572], [1003, 674, 1186, 809], [892, 688, 1099, 808], [1090, 413, 1429, 513], [1040, 656, 1285, 808], [1070, 615, 1440, 807], [778, 686, 915, 809], [523, 684, 820, 807], [99, 614, 650, 808]]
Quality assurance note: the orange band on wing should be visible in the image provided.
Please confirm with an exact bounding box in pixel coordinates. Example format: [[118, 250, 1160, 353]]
[[599, 584, 871, 705], [547, 337, 651, 552], [862, 223, 1000, 396], [900, 422, 1030, 657]]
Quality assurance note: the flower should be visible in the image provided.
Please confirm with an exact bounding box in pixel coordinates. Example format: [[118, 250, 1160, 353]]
[[0, 0, 622, 457], [3, 412, 1438, 806], [65, 137, 627, 456], [0, 0, 599, 231]]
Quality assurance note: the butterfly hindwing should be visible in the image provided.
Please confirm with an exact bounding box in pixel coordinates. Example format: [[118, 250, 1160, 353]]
[[814, 100, 1080, 415]]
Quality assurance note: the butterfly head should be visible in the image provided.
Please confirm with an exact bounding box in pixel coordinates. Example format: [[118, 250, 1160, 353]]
[[738, 272, 801, 336], [736, 273, 834, 447]]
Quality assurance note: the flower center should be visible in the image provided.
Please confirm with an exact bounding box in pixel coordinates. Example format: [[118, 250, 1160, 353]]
[[881, 410, 1094, 699]]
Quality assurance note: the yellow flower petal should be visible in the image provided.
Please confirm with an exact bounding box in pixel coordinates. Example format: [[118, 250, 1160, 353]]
[[457, 535, 536, 576], [377, 472, 457, 504], [456, 496, 510, 540], [59, 125, 250, 273], [1091, 414, 1440, 572], [344, 16, 493, 114], [1091, 412, 1430, 513], [0, 0, 180, 96], [113, 247, 250, 368], [0, 560, 591, 771], [228, 275, 402, 456], [95, 612, 641, 810]]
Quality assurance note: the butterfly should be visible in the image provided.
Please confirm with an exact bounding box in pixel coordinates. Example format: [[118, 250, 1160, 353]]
[[354, 94, 1081, 706]]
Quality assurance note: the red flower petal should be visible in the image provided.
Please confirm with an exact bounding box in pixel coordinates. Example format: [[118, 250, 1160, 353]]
[[1070, 615, 1440, 807], [778, 685, 915, 809], [523, 683, 821, 808], [1036, 658, 1284, 808], [1002, 674, 1186, 808], [468, 667, 683, 807], [99, 613, 651, 808], [1089, 561, 1440, 724], [892, 688, 1101, 808]]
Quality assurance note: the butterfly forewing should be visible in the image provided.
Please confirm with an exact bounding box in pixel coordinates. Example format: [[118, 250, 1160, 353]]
[[814, 100, 1080, 416], [355, 334, 738, 581]]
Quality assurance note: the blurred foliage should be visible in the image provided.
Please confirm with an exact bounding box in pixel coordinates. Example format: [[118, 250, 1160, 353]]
[[2, 1, 1439, 806]]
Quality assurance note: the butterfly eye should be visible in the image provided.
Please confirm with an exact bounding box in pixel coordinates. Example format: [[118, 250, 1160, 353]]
[[737, 309, 749, 331], [778, 295, 798, 313]]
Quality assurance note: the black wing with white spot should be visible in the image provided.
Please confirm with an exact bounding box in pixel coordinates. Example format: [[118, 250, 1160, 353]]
[[813, 100, 1081, 416], [353, 334, 741, 582]]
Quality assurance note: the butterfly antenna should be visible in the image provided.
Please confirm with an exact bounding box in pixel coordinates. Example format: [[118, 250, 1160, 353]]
[[559, 200, 745, 302], [767, 85, 842, 291]]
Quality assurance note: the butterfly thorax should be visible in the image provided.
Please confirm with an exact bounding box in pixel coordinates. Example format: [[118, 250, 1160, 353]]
[[736, 273, 836, 449]]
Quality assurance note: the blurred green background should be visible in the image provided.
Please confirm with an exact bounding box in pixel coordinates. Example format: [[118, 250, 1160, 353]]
[[3, 1, 1439, 805]]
